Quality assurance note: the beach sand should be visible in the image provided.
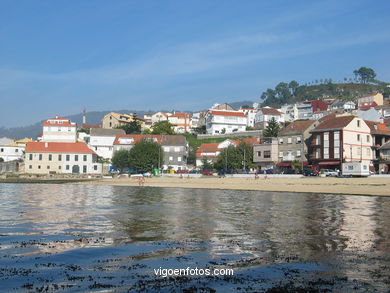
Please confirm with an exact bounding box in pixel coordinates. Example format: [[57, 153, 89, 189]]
[[77, 176, 390, 196]]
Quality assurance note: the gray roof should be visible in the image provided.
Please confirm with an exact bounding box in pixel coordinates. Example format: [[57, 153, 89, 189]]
[[90, 128, 125, 137], [380, 141, 390, 150], [162, 135, 187, 146]]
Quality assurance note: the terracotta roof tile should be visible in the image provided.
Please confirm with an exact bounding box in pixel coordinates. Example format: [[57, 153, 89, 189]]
[[259, 108, 282, 115], [25, 142, 96, 154], [279, 120, 317, 135], [313, 116, 355, 131], [209, 110, 246, 117]]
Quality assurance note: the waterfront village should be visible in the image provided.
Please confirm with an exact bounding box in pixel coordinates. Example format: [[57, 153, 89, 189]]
[[1, 92, 390, 177]]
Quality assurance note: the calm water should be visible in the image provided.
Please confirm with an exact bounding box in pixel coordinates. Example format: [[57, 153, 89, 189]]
[[0, 183, 389, 292]]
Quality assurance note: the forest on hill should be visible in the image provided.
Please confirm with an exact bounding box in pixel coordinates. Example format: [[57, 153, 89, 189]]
[[261, 67, 390, 108]]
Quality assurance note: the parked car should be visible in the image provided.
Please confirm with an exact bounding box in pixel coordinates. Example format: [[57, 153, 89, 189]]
[[303, 169, 319, 176], [176, 170, 189, 174], [201, 170, 213, 176], [323, 169, 338, 177], [189, 169, 200, 174]]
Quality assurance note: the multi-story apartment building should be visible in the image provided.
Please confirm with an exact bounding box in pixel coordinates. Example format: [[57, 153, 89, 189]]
[[25, 142, 101, 174], [0, 145, 25, 162], [310, 116, 372, 170], [277, 120, 318, 169], [205, 110, 247, 134], [113, 134, 188, 171], [42, 116, 77, 143], [253, 137, 278, 170], [365, 120, 390, 172], [237, 107, 258, 128]]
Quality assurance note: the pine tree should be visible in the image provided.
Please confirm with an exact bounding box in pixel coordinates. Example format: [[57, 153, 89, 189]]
[[263, 117, 280, 137]]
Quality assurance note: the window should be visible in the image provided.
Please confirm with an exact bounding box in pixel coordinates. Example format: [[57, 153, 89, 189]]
[[279, 151, 283, 158], [83, 166, 87, 173], [66, 155, 70, 161], [178, 157, 182, 162], [49, 154, 52, 161], [288, 137, 292, 144], [47, 166, 50, 169], [334, 131, 339, 141], [279, 138, 284, 144], [296, 150, 301, 157], [324, 147, 329, 159], [357, 120, 361, 127], [366, 135, 370, 143], [0, 148, 3, 152], [169, 156, 173, 161], [38, 165, 41, 169], [83, 155, 87, 161], [174, 147, 180, 152], [29, 165, 32, 169], [59, 166, 61, 169], [357, 134, 361, 141], [366, 148, 371, 156], [164, 147, 170, 152], [66, 165, 69, 170], [296, 136, 301, 143], [75, 155, 78, 161], [264, 151, 271, 158], [316, 149, 320, 159], [315, 135, 320, 145], [334, 147, 340, 159], [15, 149, 19, 152], [324, 132, 329, 142], [58, 155, 62, 161], [257, 151, 261, 157], [29, 154, 33, 160], [94, 165, 98, 171], [39, 154, 42, 160]]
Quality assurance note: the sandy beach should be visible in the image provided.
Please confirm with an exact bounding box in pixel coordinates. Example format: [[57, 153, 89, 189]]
[[76, 175, 390, 196]]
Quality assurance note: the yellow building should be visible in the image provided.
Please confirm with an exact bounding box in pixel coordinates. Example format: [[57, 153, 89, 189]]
[[101, 112, 146, 129]]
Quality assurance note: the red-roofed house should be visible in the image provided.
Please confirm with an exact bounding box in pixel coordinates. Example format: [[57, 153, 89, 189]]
[[205, 110, 247, 134], [42, 116, 77, 143], [358, 93, 383, 109], [310, 116, 372, 169], [25, 142, 101, 174], [196, 139, 240, 167], [167, 112, 192, 133]]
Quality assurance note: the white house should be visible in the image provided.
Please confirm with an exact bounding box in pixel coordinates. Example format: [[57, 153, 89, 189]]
[[196, 139, 240, 167], [238, 108, 258, 128], [89, 128, 125, 159], [254, 107, 284, 129], [42, 116, 77, 143], [25, 142, 102, 174], [167, 112, 192, 133], [330, 100, 356, 111], [205, 110, 247, 134], [0, 145, 25, 162]]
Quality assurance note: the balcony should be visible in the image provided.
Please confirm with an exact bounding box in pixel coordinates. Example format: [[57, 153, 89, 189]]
[[379, 155, 390, 162]]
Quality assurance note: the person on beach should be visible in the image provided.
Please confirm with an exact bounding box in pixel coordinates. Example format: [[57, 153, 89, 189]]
[[263, 170, 268, 180]]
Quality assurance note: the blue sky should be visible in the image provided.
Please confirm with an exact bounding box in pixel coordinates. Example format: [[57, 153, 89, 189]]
[[1, 0, 390, 127]]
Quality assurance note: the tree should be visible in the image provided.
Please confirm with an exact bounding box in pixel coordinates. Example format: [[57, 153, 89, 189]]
[[191, 125, 206, 134], [288, 80, 299, 96], [201, 157, 213, 171], [292, 160, 302, 173], [111, 149, 131, 173], [128, 139, 163, 172], [214, 143, 255, 172], [116, 120, 142, 134], [151, 120, 175, 135], [353, 67, 376, 83], [263, 117, 280, 137], [275, 82, 291, 104]]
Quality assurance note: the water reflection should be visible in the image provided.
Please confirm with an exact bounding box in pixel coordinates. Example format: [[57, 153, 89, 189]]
[[0, 183, 389, 291]]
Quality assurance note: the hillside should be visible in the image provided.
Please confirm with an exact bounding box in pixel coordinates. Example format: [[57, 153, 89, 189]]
[[261, 81, 390, 108]]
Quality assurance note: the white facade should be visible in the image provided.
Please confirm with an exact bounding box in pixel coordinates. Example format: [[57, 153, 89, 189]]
[[254, 108, 284, 128], [42, 117, 77, 143], [0, 145, 25, 162], [205, 111, 247, 135], [89, 136, 116, 159], [238, 108, 258, 127], [151, 112, 170, 124]]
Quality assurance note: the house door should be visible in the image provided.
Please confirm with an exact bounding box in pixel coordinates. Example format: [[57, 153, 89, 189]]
[[72, 165, 80, 174]]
